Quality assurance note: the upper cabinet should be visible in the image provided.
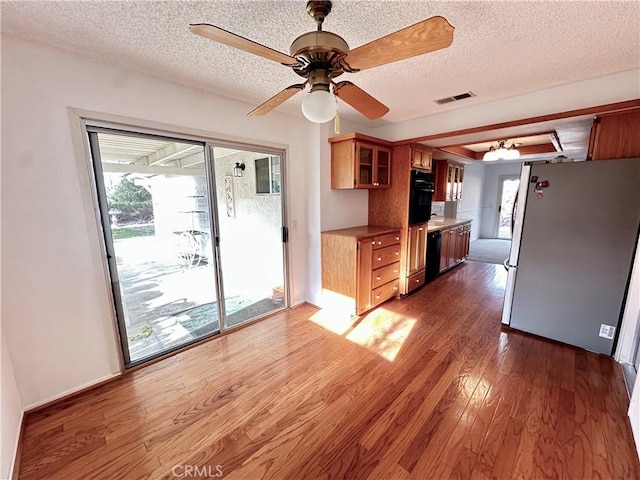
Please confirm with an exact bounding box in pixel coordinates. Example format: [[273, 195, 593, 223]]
[[587, 108, 640, 161], [410, 144, 433, 172], [434, 159, 464, 201], [330, 133, 392, 189]]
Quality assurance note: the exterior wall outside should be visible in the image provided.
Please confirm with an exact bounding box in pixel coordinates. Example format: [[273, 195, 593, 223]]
[[213, 150, 284, 296]]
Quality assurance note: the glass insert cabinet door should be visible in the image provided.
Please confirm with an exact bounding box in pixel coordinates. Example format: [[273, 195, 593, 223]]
[[87, 127, 289, 367], [357, 143, 374, 187], [355, 143, 391, 188]]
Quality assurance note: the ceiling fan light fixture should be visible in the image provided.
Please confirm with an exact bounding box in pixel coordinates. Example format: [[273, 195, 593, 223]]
[[301, 85, 337, 123]]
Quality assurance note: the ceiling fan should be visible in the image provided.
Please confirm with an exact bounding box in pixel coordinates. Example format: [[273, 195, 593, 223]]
[[190, 1, 454, 123]]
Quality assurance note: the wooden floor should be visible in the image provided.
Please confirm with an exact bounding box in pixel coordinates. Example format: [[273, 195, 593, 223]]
[[18, 262, 640, 479]]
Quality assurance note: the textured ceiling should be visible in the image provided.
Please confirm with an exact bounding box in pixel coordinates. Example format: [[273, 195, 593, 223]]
[[2, 1, 639, 126]]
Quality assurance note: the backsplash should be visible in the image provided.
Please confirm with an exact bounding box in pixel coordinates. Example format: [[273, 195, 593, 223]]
[[431, 201, 445, 217]]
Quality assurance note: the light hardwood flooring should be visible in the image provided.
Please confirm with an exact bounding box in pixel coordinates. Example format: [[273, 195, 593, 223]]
[[18, 262, 640, 479]]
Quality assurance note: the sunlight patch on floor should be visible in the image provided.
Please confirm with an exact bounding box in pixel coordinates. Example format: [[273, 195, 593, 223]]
[[346, 308, 417, 362]]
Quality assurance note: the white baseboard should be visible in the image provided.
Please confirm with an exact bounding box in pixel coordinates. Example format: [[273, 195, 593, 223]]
[[9, 410, 24, 480], [24, 372, 121, 412]]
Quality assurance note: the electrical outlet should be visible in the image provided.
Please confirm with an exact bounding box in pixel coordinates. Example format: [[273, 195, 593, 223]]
[[599, 324, 615, 339]]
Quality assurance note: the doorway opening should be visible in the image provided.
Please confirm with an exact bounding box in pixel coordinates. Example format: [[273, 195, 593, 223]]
[[496, 175, 520, 239]]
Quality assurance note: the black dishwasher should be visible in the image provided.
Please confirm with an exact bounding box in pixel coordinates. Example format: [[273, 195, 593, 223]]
[[426, 230, 441, 283]]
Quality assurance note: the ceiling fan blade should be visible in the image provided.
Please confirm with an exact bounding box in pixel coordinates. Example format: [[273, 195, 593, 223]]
[[190, 23, 299, 66], [334, 81, 389, 120], [248, 84, 306, 117], [343, 16, 454, 71]]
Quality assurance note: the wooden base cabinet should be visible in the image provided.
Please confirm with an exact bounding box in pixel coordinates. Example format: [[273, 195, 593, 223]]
[[405, 223, 427, 293], [322, 226, 401, 316], [439, 221, 471, 273]]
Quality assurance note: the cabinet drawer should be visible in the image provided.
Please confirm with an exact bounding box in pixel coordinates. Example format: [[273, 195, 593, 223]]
[[372, 279, 399, 306], [372, 231, 401, 250], [372, 261, 400, 289], [406, 270, 426, 293], [372, 244, 401, 268]]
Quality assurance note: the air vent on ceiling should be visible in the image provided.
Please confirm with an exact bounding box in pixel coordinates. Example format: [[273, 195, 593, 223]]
[[435, 91, 476, 105]]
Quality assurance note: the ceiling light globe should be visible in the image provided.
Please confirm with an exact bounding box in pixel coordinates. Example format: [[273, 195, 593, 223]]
[[302, 89, 337, 123], [483, 151, 497, 161]]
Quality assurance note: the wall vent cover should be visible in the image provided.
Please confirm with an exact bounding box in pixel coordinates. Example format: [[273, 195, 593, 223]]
[[435, 91, 476, 105]]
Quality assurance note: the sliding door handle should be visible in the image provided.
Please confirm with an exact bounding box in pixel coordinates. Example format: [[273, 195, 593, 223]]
[[503, 258, 518, 271]]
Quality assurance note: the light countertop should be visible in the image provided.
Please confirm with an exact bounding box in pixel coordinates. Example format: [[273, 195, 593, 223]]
[[427, 217, 472, 232]]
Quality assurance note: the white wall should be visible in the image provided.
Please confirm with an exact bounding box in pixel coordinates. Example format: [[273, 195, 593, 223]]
[[479, 162, 523, 238], [370, 69, 640, 142], [1, 335, 23, 479], [318, 121, 375, 232], [0, 35, 318, 408], [456, 163, 485, 241]]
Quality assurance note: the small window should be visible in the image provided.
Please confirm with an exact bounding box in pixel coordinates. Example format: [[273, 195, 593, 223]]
[[255, 157, 281, 194]]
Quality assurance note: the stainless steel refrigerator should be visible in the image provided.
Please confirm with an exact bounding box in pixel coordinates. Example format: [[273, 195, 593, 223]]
[[502, 158, 640, 355]]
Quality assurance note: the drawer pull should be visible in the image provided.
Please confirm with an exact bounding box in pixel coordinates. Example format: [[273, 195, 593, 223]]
[[376, 275, 381, 280], [394, 269, 398, 273], [371, 240, 376, 245], [396, 236, 400, 240], [377, 257, 382, 261], [378, 241, 382, 245], [395, 251, 399, 255], [418, 228, 423, 231], [416, 279, 420, 283], [393, 286, 398, 291], [375, 295, 381, 299]]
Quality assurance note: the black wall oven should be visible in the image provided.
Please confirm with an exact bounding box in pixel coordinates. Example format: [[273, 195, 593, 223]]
[[409, 170, 434, 225]]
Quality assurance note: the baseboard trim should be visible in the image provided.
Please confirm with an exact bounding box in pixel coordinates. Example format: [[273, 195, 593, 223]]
[[300, 301, 322, 310], [24, 372, 122, 414], [10, 411, 25, 480]]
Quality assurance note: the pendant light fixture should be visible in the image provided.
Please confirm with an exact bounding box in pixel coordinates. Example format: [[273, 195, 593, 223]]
[[483, 140, 520, 161]]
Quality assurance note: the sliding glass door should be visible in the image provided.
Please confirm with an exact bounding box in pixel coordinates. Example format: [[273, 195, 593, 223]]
[[211, 145, 287, 329], [89, 130, 220, 365], [88, 126, 288, 367]]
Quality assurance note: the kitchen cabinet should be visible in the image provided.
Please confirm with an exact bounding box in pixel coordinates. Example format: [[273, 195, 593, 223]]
[[405, 223, 427, 293], [438, 221, 471, 273], [322, 226, 401, 316], [410, 144, 433, 172], [587, 108, 640, 160], [434, 160, 464, 201], [330, 133, 392, 189]]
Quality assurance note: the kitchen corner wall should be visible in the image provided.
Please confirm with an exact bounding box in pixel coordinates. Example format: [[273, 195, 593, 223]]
[[456, 163, 485, 241]]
